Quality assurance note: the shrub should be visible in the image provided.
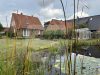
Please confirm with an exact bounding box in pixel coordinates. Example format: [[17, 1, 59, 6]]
[[43, 30, 65, 39], [0, 22, 3, 31], [0, 34, 2, 39], [7, 31, 14, 38]]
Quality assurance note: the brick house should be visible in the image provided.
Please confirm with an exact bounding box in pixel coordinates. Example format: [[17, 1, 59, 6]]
[[10, 13, 44, 38], [75, 15, 100, 39], [44, 19, 73, 32]]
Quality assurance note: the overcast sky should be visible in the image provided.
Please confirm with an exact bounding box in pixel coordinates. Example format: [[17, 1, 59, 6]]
[[0, 0, 100, 27]]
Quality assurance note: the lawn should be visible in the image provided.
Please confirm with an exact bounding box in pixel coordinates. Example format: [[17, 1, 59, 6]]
[[0, 38, 58, 62], [0, 38, 57, 51], [0, 38, 99, 51]]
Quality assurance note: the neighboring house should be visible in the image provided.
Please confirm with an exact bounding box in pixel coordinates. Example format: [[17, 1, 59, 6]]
[[96, 30, 100, 38], [68, 15, 100, 39], [44, 19, 73, 32], [76, 28, 91, 39], [44, 15, 100, 39], [10, 13, 44, 38]]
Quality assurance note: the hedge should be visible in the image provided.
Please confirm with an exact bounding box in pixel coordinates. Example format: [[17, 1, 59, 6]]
[[43, 30, 65, 39]]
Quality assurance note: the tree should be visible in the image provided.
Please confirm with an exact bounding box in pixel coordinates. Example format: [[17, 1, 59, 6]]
[[0, 22, 3, 31], [78, 23, 88, 28]]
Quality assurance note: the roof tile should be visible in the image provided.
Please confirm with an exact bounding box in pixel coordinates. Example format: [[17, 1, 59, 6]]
[[12, 13, 43, 30]]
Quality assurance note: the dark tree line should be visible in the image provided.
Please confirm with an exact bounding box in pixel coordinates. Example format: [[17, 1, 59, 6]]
[[0, 22, 3, 31]]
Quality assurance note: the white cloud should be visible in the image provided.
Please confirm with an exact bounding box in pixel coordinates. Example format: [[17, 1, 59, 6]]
[[1, 0, 100, 27], [36, 0, 56, 7], [39, 5, 63, 19], [35, 5, 64, 25], [68, 11, 89, 20], [0, 11, 11, 27], [0, 10, 32, 27]]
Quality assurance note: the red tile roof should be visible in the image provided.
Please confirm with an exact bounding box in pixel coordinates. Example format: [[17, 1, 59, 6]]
[[46, 19, 73, 31], [12, 13, 43, 30]]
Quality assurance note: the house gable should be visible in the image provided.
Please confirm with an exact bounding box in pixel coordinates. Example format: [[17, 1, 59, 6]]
[[44, 19, 73, 31], [10, 13, 44, 37], [10, 13, 43, 30]]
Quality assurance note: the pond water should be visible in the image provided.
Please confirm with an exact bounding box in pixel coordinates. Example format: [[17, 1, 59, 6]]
[[45, 46, 100, 75], [53, 53, 100, 75], [31, 46, 100, 75], [78, 46, 100, 58]]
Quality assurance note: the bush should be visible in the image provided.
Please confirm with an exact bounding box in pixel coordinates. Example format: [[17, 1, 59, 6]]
[[43, 30, 65, 39], [0, 34, 2, 39], [6, 31, 14, 38], [0, 22, 3, 31]]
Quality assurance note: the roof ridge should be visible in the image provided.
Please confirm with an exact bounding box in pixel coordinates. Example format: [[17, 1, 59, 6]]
[[11, 13, 43, 30]]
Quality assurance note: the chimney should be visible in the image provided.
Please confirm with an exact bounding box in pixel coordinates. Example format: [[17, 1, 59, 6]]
[[21, 12, 23, 15]]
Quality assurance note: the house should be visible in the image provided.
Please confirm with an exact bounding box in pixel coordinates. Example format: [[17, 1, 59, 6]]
[[44, 19, 73, 32], [75, 15, 100, 39], [44, 15, 100, 39], [10, 13, 44, 38]]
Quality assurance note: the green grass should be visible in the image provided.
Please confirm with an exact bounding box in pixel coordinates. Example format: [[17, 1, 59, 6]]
[[0, 38, 57, 51], [0, 38, 58, 75], [0, 38, 99, 51], [78, 39, 100, 45]]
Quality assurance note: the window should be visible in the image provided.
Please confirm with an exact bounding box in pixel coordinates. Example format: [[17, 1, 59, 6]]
[[38, 30, 41, 35], [90, 18, 93, 20], [23, 29, 30, 37]]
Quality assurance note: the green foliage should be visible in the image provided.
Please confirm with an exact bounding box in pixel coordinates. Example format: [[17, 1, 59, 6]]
[[0, 22, 3, 31], [0, 34, 2, 39], [78, 23, 88, 28], [7, 31, 14, 38], [43, 30, 65, 39]]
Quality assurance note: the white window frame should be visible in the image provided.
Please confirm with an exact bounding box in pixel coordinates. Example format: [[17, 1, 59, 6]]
[[38, 30, 41, 35], [23, 29, 30, 37]]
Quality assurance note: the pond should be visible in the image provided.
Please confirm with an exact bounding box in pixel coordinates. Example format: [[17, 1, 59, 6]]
[[77, 46, 100, 58], [53, 53, 100, 75], [42, 46, 100, 75]]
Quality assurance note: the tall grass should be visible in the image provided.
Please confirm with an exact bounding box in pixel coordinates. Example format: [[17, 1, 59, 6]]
[[0, 35, 99, 75]]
